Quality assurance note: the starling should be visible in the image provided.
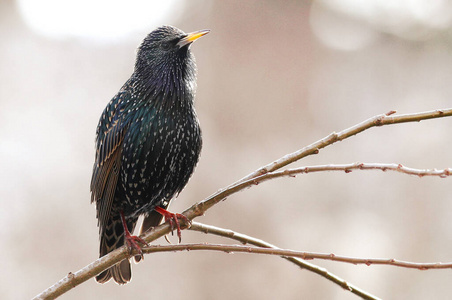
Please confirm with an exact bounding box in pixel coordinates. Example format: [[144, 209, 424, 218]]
[[90, 25, 209, 284]]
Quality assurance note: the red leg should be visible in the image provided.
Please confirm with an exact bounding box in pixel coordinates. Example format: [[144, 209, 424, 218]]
[[120, 210, 149, 259], [154, 206, 191, 243]]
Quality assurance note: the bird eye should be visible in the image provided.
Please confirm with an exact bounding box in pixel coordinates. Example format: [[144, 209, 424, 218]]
[[161, 42, 171, 51]]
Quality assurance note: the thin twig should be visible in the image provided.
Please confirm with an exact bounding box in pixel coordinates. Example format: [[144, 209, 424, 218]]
[[238, 108, 452, 182], [185, 109, 452, 219], [182, 162, 452, 225], [257, 162, 452, 180], [142, 243, 452, 270], [189, 222, 381, 300]]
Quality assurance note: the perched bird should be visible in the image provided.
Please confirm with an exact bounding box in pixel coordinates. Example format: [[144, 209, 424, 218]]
[[90, 25, 209, 284]]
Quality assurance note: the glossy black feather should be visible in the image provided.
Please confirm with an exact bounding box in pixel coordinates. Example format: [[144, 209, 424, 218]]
[[91, 25, 204, 284]]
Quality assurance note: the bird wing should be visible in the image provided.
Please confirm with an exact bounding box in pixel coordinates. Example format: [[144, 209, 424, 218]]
[[90, 91, 130, 231]]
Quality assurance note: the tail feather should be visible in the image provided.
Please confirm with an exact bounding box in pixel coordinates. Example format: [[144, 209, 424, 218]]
[[96, 260, 131, 284], [96, 213, 137, 284]]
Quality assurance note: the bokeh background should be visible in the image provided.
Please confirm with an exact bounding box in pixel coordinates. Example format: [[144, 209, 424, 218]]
[[1, 0, 452, 299]]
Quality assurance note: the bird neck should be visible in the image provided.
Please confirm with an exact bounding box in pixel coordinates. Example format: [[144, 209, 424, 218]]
[[134, 56, 197, 110]]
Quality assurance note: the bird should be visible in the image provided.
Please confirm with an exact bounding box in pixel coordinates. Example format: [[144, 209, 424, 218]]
[[90, 25, 209, 284]]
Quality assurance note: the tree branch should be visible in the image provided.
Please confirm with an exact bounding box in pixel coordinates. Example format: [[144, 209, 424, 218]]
[[140, 243, 452, 270], [238, 108, 452, 182], [265, 162, 452, 178], [33, 108, 452, 299], [185, 109, 452, 219], [189, 222, 381, 300]]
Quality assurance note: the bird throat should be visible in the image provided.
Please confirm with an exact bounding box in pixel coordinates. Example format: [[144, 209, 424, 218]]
[[137, 60, 196, 111]]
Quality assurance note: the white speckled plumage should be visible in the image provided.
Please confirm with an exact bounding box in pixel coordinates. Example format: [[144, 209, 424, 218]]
[[90, 25, 207, 284]]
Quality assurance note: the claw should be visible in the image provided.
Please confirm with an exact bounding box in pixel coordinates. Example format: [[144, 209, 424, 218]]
[[154, 206, 191, 243], [125, 235, 149, 260], [120, 211, 149, 259]]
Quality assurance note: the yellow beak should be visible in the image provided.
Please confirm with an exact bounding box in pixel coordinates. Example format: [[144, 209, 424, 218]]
[[177, 29, 210, 47]]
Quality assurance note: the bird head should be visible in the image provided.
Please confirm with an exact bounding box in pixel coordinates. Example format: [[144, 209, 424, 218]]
[[135, 25, 209, 83]]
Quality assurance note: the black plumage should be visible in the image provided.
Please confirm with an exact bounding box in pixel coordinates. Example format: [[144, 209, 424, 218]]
[[90, 25, 208, 284]]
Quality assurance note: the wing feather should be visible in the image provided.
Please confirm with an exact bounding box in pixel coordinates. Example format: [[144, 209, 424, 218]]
[[90, 91, 129, 232]]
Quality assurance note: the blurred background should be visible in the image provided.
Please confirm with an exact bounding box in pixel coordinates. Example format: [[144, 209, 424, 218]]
[[1, 0, 452, 299]]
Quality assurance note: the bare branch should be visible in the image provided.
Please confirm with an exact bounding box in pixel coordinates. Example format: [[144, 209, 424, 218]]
[[185, 109, 452, 220], [33, 109, 452, 299], [189, 222, 381, 300], [238, 108, 452, 182], [272, 162, 452, 178], [181, 162, 452, 224], [141, 243, 452, 270], [33, 247, 131, 300]]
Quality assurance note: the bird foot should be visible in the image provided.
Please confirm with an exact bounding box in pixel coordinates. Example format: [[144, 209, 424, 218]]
[[125, 233, 150, 260], [120, 211, 149, 259], [154, 206, 191, 243]]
